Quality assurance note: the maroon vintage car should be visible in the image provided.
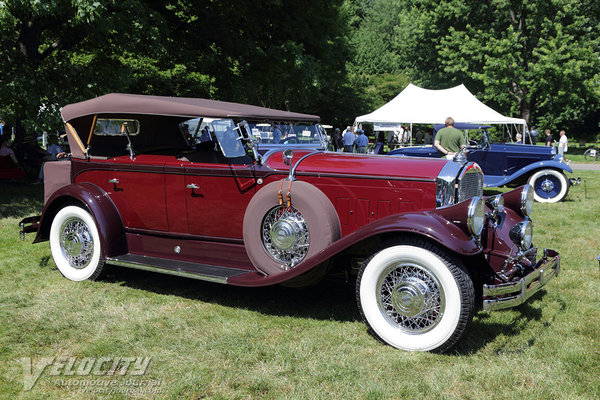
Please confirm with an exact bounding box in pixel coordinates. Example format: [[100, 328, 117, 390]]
[[20, 94, 560, 352]]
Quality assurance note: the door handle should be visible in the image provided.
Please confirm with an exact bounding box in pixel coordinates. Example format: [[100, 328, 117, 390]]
[[186, 183, 199, 190], [108, 178, 122, 191]]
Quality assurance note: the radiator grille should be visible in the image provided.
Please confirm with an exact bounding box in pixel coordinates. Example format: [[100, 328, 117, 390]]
[[457, 166, 483, 202]]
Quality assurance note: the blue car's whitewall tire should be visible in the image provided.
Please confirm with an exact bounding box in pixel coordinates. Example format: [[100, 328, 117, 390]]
[[527, 169, 569, 203], [49, 206, 106, 281]]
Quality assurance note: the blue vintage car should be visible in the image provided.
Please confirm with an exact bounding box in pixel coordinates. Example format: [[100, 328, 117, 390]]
[[387, 123, 573, 203]]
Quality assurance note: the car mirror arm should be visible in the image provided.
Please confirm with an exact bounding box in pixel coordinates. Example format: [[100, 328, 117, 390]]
[[121, 123, 136, 159]]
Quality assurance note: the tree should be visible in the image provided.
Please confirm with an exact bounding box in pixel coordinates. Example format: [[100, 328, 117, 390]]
[[0, 0, 214, 140], [344, 0, 411, 113], [394, 0, 600, 133]]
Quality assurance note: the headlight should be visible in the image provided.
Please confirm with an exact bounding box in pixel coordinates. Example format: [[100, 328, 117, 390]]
[[521, 185, 534, 217], [467, 197, 485, 238], [510, 220, 533, 250]]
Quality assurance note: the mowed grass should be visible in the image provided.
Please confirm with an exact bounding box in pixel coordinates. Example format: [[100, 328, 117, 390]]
[[1, 170, 599, 399]]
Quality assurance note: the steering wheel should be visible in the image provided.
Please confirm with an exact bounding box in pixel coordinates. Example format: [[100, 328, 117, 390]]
[[479, 131, 491, 148], [283, 137, 299, 144]]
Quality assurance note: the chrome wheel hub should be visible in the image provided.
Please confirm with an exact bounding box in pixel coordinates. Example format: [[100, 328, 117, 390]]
[[541, 178, 555, 192], [378, 264, 444, 333], [60, 217, 93, 269], [262, 206, 309, 269]]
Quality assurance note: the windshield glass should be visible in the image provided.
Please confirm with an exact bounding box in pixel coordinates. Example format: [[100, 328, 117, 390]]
[[179, 118, 246, 158], [247, 122, 324, 145]]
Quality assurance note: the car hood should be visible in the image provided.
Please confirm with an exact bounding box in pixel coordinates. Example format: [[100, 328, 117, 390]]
[[264, 150, 448, 181]]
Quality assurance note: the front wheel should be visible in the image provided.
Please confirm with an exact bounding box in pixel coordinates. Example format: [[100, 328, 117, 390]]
[[49, 205, 106, 281], [527, 169, 569, 203], [356, 238, 475, 352]]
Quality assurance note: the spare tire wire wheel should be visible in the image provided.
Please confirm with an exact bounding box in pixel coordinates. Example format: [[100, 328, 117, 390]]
[[261, 205, 309, 269]]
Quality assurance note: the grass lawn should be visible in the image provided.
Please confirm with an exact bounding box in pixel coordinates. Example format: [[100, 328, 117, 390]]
[[1, 170, 599, 399]]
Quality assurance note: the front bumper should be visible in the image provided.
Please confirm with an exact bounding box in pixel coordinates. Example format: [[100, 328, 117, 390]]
[[483, 248, 560, 311]]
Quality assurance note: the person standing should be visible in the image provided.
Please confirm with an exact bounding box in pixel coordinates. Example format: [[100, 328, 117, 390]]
[[558, 129, 568, 155], [355, 129, 369, 153], [529, 125, 539, 144], [434, 117, 465, 159], [343, 127, 355, 152], [0, 120, 5, 138], [544, 129, 553, 146], [272, 125, 282, 144], [332, 128, 342, 151]]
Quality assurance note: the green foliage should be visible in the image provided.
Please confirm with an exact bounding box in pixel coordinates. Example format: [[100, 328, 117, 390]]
[[347, 0, 600, 139], [0, 0, 354, 134]]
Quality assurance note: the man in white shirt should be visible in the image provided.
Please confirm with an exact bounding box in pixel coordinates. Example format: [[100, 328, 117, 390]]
[[558, 130, 568, 155]]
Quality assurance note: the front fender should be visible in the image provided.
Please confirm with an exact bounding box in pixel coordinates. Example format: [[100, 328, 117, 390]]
[[485, 160, 572, 188], [34, 183, 126, 258], [228, 206, 480, 287]]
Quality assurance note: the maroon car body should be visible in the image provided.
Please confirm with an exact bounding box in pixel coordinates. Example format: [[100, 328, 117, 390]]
[[21, 94, 559, 352]]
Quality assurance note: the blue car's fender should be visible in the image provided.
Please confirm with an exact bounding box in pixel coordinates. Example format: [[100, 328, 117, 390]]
[[484, 160, 572, 187]]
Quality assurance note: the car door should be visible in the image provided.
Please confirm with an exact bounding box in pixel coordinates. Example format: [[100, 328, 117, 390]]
[[103, 155, 168, 231], [468, 143, 507, 178], [185, 161, 257, 239]]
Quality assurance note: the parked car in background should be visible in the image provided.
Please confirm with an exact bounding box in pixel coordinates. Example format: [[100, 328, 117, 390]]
[[387, 123, 574, 203], [21, 94, 560, 352]]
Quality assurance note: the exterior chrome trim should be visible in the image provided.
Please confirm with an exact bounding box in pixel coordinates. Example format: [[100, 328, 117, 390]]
[[436, 161, 461, 207], [456, 162, 484, 203], [521, 184, 534, 216], [483, 248, 560, 311], [106, 256, 229, 284], [466, 197, 485, 237]]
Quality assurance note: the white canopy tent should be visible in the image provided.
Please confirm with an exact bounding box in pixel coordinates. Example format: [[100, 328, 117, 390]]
[[354, 83, 527, 142]]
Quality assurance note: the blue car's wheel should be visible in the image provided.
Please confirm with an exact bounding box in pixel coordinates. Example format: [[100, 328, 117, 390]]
[[527, 169, 569, 203]]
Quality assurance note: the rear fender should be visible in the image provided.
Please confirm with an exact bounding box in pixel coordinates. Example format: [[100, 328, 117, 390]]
[[485, 160, 572, 187], [34, 183, 126, 258]]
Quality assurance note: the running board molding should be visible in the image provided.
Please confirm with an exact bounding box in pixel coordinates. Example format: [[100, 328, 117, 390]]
[[106, 254, 250, 284]]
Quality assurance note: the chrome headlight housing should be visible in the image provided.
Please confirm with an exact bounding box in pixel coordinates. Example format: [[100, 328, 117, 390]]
[[521, 185, 534, 217], [486, 194, 504, 214], [467, 197, 485, 238], [510, 220, 533, 250]]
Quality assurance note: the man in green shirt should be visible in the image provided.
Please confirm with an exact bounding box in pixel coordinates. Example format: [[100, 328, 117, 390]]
[[434, 117, 466, 159]]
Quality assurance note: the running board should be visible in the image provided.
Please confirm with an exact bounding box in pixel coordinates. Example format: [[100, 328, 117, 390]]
[[106, 253, 250, 284]]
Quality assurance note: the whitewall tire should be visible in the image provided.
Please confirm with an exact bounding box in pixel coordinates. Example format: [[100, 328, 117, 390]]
[[49, 205, 106, 281], [527, 169, 569, 203], [357, 238, 474, 352]]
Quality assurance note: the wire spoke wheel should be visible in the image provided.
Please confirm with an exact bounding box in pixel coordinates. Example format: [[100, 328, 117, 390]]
[[50, 206, 105, 281], [377, 263, 444, 333], [261, 205, 309, 269], [357, 238, 474, 352]]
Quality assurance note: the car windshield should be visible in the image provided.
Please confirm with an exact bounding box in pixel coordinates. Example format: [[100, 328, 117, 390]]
[[179, 118, 247, 158], [247, 122, 324, 145]]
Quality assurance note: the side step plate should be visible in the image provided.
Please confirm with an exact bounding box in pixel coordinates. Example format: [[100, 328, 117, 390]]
[[106, 253, 250, 284]]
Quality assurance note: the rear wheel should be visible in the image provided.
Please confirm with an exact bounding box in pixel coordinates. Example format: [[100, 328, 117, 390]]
[[584, 149, 598, 161], [49, 205, 106, 281], [356, 238, 474, 352], [527, 169, 569, 203]]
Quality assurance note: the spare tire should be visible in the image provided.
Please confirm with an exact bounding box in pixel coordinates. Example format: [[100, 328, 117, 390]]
[[243, 180, 341, 276]]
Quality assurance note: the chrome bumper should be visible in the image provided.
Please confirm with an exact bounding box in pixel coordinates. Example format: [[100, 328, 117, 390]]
[[483, 249, 560, 311]]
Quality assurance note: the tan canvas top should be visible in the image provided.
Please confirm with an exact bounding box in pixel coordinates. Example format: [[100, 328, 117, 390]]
[[61, 93, 320, 123]]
